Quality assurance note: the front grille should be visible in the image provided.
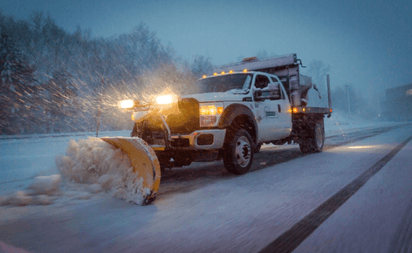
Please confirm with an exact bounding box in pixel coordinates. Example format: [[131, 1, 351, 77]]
[[171, 138, 190, 148], [166, 98, 199, 134]]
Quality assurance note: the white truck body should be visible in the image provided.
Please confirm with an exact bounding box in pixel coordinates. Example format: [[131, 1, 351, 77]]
[[129, 54, 332, 174]]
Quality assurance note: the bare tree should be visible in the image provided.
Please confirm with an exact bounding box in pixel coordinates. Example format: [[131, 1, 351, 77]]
[[190, 55, 213, 78]]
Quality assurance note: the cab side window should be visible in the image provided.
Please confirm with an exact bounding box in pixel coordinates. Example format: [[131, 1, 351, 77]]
[[271, 76, 285, 100], [254, 75, 270, 89]]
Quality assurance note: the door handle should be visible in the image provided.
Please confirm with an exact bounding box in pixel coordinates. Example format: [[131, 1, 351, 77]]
[[278, 104, 281, 113]]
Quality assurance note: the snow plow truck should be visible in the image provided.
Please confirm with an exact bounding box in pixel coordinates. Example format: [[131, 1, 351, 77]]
[[103, 53, 333, 204]]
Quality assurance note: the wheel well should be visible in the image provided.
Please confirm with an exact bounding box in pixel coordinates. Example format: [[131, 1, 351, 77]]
[[229, 115, 257, 144], [292, 114, 324, 142]]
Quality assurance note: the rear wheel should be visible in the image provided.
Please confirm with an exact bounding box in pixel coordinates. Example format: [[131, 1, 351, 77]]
[[223, 128, 254, 175], [299, 142, 310, 153], [313, 122, 325, 151], [299, 120, 325, 153]]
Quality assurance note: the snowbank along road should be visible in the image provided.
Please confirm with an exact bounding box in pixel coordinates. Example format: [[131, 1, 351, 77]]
[[0, 121, 411, 253]]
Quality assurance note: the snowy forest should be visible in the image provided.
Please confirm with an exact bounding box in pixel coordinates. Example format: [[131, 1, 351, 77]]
[[0, 11, 374, 135]]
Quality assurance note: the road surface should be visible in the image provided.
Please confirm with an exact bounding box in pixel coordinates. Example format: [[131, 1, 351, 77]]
[[0, 123, 411, 253]]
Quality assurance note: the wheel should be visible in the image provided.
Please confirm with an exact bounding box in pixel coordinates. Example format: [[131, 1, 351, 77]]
[[254, 143, 262, 153], [223, 128, 254, 175], [299, 141, 311, 153], [299, 120, 325, 153], [312, 122, 325, 152], [157, 155, 171, 171]]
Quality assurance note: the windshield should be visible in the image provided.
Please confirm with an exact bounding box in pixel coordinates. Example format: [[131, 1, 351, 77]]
[[193, 73, 253, 94]]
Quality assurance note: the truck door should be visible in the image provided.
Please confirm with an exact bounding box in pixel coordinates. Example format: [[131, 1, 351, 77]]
[[253, 74, 281, 142], [270, 76, 292, 138]]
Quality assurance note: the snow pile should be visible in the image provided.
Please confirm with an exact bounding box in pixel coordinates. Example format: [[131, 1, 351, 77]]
[[0, 175, 60, 206], [28, 174, 61, 195], [55, 137, 149, 205]]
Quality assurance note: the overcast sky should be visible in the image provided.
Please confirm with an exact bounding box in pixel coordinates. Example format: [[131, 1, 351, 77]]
[[1, 0, 411, 96]]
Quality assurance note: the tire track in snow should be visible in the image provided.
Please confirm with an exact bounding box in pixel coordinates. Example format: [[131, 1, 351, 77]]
[[258, 135, 412, 253], [389, 199, 412, 253], [158, 125, 404, 196], [252, 124, 402, 173]]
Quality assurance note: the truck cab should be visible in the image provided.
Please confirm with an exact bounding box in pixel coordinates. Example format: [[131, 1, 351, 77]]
[[180, 71, 292, 147]]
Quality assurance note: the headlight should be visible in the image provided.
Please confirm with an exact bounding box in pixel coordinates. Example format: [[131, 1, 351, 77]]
[[199, 103, 224, 127], [119, 100, 135, 109], [156, 94, 178, 105], [200, 105, 217, 115], [199, 105, 224, 115]]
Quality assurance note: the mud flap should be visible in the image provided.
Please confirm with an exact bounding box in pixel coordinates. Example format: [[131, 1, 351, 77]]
[[101, 137, 161, 205]]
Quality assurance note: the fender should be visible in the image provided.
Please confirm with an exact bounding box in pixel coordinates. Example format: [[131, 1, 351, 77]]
[[218, 103, 258, 142]]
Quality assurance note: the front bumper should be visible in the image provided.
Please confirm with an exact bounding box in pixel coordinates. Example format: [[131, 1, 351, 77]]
[[170, 129, 226, 150], [148, 115, 226, 152]]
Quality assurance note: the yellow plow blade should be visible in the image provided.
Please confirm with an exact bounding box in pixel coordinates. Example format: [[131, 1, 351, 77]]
[[101, 137, 161, 205]]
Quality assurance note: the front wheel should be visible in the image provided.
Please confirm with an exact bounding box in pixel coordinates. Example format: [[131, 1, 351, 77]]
[[254, 143, 262, 153], [223, 129, 254, 175]]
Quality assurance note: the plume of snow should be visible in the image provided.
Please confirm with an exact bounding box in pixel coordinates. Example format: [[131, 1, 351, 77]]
[[55, 137, 149, 205]]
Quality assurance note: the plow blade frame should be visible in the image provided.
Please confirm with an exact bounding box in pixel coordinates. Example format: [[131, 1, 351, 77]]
[[101, 137, 161, 205]]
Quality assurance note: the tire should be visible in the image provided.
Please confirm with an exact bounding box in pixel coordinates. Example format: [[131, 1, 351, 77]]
[[312, 122, 325, 152], [157, 156, 170, 171], [299, 120, 325, 153], [254, 143, 262, 153], [299, 142, 311, 153], [223, 128, 254, 175]]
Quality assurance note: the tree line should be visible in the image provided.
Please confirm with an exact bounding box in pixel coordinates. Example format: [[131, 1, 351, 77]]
[[0, 11, 213, 135]]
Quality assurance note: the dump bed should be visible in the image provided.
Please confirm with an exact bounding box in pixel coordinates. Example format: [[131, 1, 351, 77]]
[[216, 54, 332, 115]]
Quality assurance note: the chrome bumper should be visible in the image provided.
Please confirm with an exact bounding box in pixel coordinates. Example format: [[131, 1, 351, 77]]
[[170, 129, 226, 150], [150, 115, 226, 151]]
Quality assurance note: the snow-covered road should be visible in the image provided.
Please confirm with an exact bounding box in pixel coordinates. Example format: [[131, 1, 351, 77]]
[[0, 120, 411, 252]]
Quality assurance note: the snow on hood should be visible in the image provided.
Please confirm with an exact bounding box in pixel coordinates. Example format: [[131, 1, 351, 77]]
[[182, 90, 250, 103]]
